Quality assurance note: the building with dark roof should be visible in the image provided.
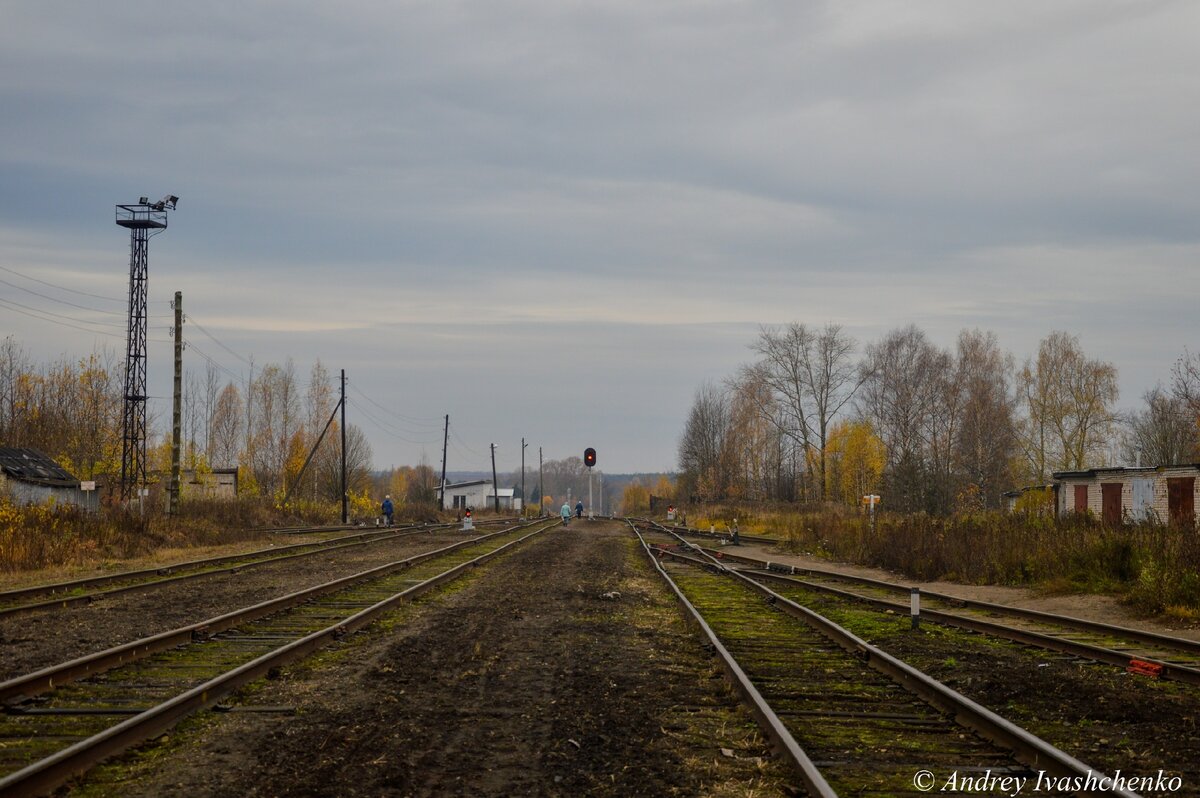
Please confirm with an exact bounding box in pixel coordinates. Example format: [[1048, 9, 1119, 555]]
[[0, 447, 98, 509]]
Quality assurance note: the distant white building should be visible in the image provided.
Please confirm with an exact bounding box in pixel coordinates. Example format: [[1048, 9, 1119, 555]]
[[437, 479, 519, 511]]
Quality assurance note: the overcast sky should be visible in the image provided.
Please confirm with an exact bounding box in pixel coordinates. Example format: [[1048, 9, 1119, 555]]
[[2, 2, 1199, 474]]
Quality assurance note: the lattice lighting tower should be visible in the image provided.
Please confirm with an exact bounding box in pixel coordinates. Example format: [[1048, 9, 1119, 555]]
[[115, 195, 178, 501]]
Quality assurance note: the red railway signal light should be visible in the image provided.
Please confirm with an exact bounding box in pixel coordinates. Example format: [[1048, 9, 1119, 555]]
[[584, 447, 596, 468]]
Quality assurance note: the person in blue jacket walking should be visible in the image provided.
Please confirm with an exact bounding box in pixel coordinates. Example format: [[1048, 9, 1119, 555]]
[[560, 501, 571, 526], [381, 494, 394, 527]]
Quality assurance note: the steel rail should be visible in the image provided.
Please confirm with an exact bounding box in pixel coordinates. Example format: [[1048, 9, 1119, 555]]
[[0, 523, 457, 621], [0, 521, 537, 703], [0, 522, 431, 603], [0, 519, 514, 607], [248, 522, 358, 534], [0, 518, 558, 798], [658, 536, 1200, 683], [741, 567, 1200, 687], [629, 517, 776, 546], [648, 517, 1200, 656], [626, 521, 837, 798], [642, 531, 1140, 798], [708, 545, 1200, 654]]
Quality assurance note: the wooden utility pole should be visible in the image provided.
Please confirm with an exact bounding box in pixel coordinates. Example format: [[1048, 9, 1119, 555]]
[[490, 443, 499, 513], [169, 291, 183, 515], [521, 438, 527, 517], [439, 414, 449, 511], [340, 369, 347, 524]]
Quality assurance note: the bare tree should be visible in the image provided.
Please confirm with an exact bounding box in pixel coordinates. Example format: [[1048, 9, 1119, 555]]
[[726, 370, 788, 501], [0, 336, 30, 444], [1172, 349, 1200, 424], [201, 361, 220, 461], [315, 423, 374, 501], [247, 360, 301, 494], [857, 325, 950, 512], [677, 382, 733, 502], [1122, 386, 1200, 466], [750, 323, 864, 501], [209, 383, 244, 468], [953, 329, 1019, 506]]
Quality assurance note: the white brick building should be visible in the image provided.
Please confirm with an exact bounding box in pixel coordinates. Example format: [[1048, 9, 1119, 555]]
[[1052, 465, 1199, 527]]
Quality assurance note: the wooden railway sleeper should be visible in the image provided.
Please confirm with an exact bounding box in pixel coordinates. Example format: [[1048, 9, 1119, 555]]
[[640, 524, 1140, 798]]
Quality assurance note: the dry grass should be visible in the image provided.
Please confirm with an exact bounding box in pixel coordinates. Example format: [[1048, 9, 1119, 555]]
[[0, 496, 337, 581], [685, 503, 1200, 616]]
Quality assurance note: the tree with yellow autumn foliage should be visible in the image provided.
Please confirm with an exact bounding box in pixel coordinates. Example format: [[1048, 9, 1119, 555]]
[[825, 420, 885, 506], [621, 480, 650, 514]]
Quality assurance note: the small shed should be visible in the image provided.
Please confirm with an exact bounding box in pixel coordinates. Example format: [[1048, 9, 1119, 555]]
[[180, 468, 239, 500], [437, 480, 517, 511], [0, 447, 97, 510], [1052, 465, 1199, 528]]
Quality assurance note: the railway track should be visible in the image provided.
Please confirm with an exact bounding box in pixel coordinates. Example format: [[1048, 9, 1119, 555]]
[[0, 518, 556, 797], [631, 522, 1137, 797], [0, 519, 504, 621], [646, 520, 1200, 686]]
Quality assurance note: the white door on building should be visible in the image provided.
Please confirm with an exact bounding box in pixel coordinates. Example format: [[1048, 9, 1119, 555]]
[[1131, 478, 1155, 522]]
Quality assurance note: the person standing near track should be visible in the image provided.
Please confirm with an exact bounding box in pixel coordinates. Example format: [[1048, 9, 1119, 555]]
[[560, 501, 571, 526], [381, 494, 394, 527], [575, 499, 583, 519]]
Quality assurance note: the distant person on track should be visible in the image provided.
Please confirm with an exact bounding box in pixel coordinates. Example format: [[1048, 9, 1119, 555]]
[[381, 495, 394, 527], [560, 501, 571, 526], [575, 500, 583, 519]]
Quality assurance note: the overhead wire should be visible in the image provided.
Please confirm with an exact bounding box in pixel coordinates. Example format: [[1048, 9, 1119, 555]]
[[346, 383, 443, 432], [0, 296, 170, 343], [187, 316, 254, 368], [345, 397, 441, 445], [447, 438, 489, 472], [450, 425, 486, 458], [0, 263, 171, 305], [0, 275, 130, 318], [186, 341, 247, 384]]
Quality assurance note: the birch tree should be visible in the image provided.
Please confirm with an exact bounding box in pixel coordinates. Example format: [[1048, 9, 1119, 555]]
[[1018, 331, 1118, 479]]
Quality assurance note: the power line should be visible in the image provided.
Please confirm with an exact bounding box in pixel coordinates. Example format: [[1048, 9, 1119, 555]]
[[0, 275, 128, 317], [0, 263, 170, 304], [187, 316, 253, 367], [186, 341, 246, 384], [447, 438, 489, 472], [346, 383, 442, 431], [0, 296, 169, 343], [345, 397, 441, 445], [450, 425, 486, 458]]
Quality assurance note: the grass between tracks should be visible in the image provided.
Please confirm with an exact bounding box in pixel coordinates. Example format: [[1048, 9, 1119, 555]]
[[75, 531, 794, 797], [66, 542, 489, 797], [762, 578, 1197, 778], [686, 505, 1200, 621]]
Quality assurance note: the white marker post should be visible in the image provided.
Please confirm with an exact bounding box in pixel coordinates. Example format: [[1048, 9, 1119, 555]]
[[862, 494, 881, 533], [80, 480, 96, 513], [911, 587, 920, 630]]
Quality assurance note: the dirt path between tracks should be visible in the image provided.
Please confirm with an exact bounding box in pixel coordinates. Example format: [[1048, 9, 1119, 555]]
[[79, 522, 793, 797]]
